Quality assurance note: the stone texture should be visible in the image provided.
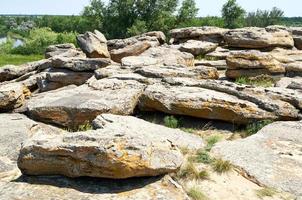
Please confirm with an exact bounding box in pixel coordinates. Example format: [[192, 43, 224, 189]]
[[110, 41, 151, 63], [170, 26, 228, 44], [224, 27, 294, 49], [276, 77, 302, 90], [51, 56, 111, 71], [107, 31, 165, 50], [27, 78, 145, 128], [37, 68, 93, 92], [140, 46, 195, 67], [135, 65, 219, 80], [226, 50, 285, 79], [284, 62, 302, 77], [77, 30, 110, 58], [93, 114, 204, 150], [18, 122, 183, 179], [0, 175, 189, 200], [179, 40, 218, 56], [195, 60, 227, 70], [0, 83, 30, 112], [94, 64, 133, 79], [0, 59, 51, 82], [290, 27, 302, 50], [45, 43, 86, 59], [139, 83, 276, 124], [212, 121, 302, 196], [121, 56, 158, 67]]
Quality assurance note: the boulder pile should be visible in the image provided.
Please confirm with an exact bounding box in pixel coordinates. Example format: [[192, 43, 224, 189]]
[[0, 25, 302, 199]]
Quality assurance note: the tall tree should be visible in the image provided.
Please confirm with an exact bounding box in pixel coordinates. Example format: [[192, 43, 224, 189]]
[[82, 0, 105, 31], [245, 7, 284, 27], [177, 0, 199, 26], [222, 0, 245, 28]]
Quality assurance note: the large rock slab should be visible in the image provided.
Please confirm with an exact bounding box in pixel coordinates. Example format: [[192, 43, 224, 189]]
[[0, 175, 189, 200], [51, 57, 111, 71], [108, 31, 165, 50], [170, 26, 228, 44], [0, 83, 30, 112], [37, 68, 93, 92], [212, 121, 302, 196], [45, 43, 86, 59], [77, 30, 110, 58], [224, 27, 294, 49], [0, 59, 51, 82], [135, 65, 219, 80], [195, 60, 227, 70], [139, 83, 275, 124], [226, 50, 285, 79], [93, 114, 204, 150], [18, 121, 183, 178], [179, 40, 218, 56], [27, 78, 145, 128], [110, 41, 151, 63]]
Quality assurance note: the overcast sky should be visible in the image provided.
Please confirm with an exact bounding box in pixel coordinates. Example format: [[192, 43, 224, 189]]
[[0, 0, 301, 17]]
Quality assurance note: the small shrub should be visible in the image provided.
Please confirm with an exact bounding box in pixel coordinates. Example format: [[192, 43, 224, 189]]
[[178, 162, 200, 179], [65, 121, 93, 132], [187, 187, 208, 200], [164, 115, 179, 128], [235, 76, 275, 88], [195, 150, 213, 164], [245, 120, 273, 137], [198, 170, 210, 180], [212, 159, 232, 174], [205, 135, 222, 151], [180, 128, 196, 134], [256, 187, 276, 198]]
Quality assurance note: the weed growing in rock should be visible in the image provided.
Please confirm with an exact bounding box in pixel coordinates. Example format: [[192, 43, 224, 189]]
[[187, 187, 209, 200], [245, 120, 273, 137], [235, 76, 275, 88], [211, 159, 232, 174], [195, 150, 213, 164], [164, 115, 179, 128], [256, 187, 276, 198], [65, 121, 93, 132], [178, 162, 200, 179], [205, 135, 222, 151]]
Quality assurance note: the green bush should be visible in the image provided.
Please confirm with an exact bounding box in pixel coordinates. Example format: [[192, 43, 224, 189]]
[[245, 120, 273, 137], [164, 115, 179, 128], [11, 28, 77, 55]]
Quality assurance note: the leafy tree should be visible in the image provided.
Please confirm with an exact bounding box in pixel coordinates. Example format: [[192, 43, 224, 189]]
[[245, 7, 284, 27], [222, 0, 245, 28], [82, 0, 105, 31], [177, 0, 199, 27]]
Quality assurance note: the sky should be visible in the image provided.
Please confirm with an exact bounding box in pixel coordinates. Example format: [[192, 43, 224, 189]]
[[0, 0, 301, 17]]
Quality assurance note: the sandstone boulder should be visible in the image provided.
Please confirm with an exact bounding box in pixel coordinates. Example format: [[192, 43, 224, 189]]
[[27, 78, 145, 128], [121, 56, 159, 67], [94, 64, 133, 79], [284, 62, 302, 77], [0, 83, 30, 112], [110, 41, 151, 63], [51, 56, 111, 71], [77, 30, 110, 58], [18, 122, 183, 179], [45, 43, 86, 58], [179, 40, 218, 56], [139, 83, 275, 124], [212, 121, 302, 196], [195, 60, 227, 70], [226, 50, 285, 79], [170, 26, 228, 44], [135, 65, 219, 80], [276, 77, 302, 90], [107, 31, 165, 50], [290, 27, 302, 50], [224, 27, 294, 49]]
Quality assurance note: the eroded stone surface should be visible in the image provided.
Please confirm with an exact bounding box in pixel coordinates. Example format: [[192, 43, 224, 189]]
[[212, 121, 302, 196], [179, 40, 218, 56], [45, 43, 86, 58]]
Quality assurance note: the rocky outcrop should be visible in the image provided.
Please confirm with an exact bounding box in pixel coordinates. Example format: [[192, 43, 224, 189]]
[[195, 60, 227, 70], [0, 83, 30, 112], [107, 31, 165, 50], [51, 56, 111, 71], [226, 50, 285, 79], [110, 41, 151, 63], [290, 27, 302, 50], [224, 27, 294, 49], [77, 30, 110, 58], [18, 119, 183, 179], [37, 68, 93, 92], [27, 78, 145, 128], [45, 43, 86, 58], [139, 82, 276, 124], [179, 40, 218, 56], [0, 59, 51, 82], [212, 121, 302, 196], [170, 26, 228, 44]]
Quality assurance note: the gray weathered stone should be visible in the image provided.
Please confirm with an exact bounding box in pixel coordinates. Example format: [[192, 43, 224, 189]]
[[179, 40, 218, 56], [51, 57, 111, 71], [195, 60, 227, 70], [45, 43, 86, 59]]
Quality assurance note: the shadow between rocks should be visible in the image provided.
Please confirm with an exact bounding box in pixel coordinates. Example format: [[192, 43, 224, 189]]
[[12, 174, 163, 194]]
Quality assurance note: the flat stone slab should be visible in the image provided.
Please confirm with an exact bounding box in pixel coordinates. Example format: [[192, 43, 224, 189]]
[[212, 121, 302, 196]]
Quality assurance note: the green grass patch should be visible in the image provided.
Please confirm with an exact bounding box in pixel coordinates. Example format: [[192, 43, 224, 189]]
[[65, 121, 94, 132], [195, 150, 213, 164], [187, 187, 209, 200], [205, 135, 222, 151], [235, 76, 275, 88], [211, 159, 232, 174], [164, 115, 180, 128], [255, 187, 276, 198], [0, 54, 43, 67], [244, 120, 273, 137]]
